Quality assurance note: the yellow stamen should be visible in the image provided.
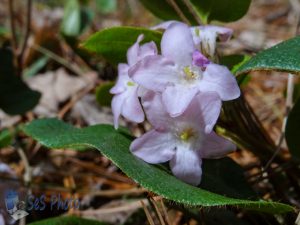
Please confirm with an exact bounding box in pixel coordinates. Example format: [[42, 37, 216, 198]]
[[195, 28, 200, 37], [180, 128, 194, 142], [127, 81, 135, 86], [183, 66, 197, 80]]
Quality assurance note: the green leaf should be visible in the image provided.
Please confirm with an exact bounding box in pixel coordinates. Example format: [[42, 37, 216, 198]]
[[0, 48, 41, 115], [0, 128, 14, 148], [28, 216, 108, 225], [237, 37, 300, 76], [23, 56, 49, 78], [61, 0, 93, 37], [96, 0, 117, 14], [201, 158, 256, 199], [23, 118, 293, 214], [139, 0, 198, 24], [61, 0, 81, 37], [0, 26, 9, 36], [81, 27, 162, 65], [96, 82, 114, 107], [190, 0, 251, 23], [139, 0, 250, 24], [286, 98, 300, 160]]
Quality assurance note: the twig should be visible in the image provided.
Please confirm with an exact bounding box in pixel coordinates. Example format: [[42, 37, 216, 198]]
[[32, 45, 85, 76], [73, 199, 148, 217], [84, 188, 146, 197], [8, 0, 18, 66], [150, 198, 166, 225], [15, 147, 31, 185], [18, 0, 32, 73], [159, 199, 172, 225], [15, 143, 32, 225], [8, 0, 32, 77], [166, 0, 191, 25], [182, 0, 203, 24], [57, 84, 95, 119], [263, 133, 285, 171], [66, 158, 134, 184], [141, 200, 156, 225]]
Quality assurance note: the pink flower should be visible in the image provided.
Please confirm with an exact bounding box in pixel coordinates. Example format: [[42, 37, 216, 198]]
[[130, 92, 235, 186], [129, 23, 240, 119], [191, 25, 233, 58], [152, 21, 233, 58], [110, 35, 157, 129]]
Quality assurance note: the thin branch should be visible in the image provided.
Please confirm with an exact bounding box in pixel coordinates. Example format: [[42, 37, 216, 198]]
[[166, 0, 191, 25], [141, 200, 156, 225], [18, 0, 32, 73], [15, 147, 32, 185], [150, 198, 166, 225], [159, 199, 172, 225], [8, 0, 18, 65], [15, 143, 32, 225], [57, 84, 95, 119], [182, 0, 203, 24], [32, 45, 85, 76], [263, 133, 285, 171]]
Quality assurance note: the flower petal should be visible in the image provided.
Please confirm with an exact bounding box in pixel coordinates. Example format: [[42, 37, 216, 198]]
[[127, 35, 158, 66], [192, 50, 210, 68], [161, 22, 195, 66], [196, 92, 221, 133], [142, 91, 171, 131], [127, 34, 144, 66], [198, 63, 240, 101], [139, 41, 158, 59], [162, 85, 198, 117], [151, 20, 178, 30], [170, 145, 202, 186], [202, 25, 233, 42], [121, 88, 145, 124], [200, 132, 236, 159], [110, 64, 129, 94], [130, 130, 176, 164], [111, 94, 126, 129], [191, 25, 233, 55], [175, 92, 221, 133], [129, 55, 178, 92]]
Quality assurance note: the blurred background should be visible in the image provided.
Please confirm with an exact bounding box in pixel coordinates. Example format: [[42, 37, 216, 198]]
[[0, 0, 299, 224]]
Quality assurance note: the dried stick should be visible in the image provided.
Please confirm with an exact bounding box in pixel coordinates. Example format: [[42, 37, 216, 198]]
[[166, 0, 191, 25], [8, 0, 18, 65], [18, 0, 32, 72], [150, 198, 166, 225], [141, 200, 156, 225], [8, 0, 32, 76], [182, 0, 203, 24]]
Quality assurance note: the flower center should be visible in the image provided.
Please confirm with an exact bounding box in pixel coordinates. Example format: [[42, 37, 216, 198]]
[[194, 27, 200, 37], [183, 66, 201, 81], [180, 128, 195, 142], [127, 81, 135, 86]]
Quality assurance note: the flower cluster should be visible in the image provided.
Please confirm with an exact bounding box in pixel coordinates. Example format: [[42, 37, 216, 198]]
[[110, 21, 240, 186]]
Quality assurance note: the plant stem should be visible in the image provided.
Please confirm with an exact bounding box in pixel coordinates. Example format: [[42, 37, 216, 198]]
[[166, 0, 191, 25], [8, 0, 32, 76], [182, 0, 203, 25], [8, 0, 18, 68], [18, 0, 32, 75]]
